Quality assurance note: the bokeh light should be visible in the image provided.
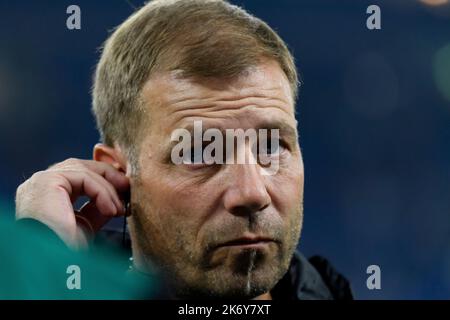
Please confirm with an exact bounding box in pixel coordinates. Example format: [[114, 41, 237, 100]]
[[419, 0, 449, 6]]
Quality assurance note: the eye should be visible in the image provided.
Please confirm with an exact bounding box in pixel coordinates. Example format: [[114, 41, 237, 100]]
[[182, 143, 220, 168], [258, 139, 286, 157], [181, 145, 203, 165]]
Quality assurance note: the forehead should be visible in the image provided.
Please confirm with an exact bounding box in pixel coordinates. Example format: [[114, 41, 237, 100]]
[[140, 60, 296, 133]]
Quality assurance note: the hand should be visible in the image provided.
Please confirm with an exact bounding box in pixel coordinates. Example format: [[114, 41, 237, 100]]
[[15, 158, 130, 249]]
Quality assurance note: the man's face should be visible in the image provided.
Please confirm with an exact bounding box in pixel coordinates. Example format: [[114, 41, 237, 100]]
[[128, 60, 304, 299]]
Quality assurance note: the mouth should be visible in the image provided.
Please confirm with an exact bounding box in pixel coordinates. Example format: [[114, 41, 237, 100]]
[[216, 235, 275, 249]]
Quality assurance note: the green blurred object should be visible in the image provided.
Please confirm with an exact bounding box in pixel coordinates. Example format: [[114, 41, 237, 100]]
[[0, 213, 158, 300], [434, 43, 450, 104]]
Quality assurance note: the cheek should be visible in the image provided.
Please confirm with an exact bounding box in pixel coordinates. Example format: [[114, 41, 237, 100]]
[[137, 167, 221, 245], [269, 171, 304, 246], [268, 165, 304, 215]]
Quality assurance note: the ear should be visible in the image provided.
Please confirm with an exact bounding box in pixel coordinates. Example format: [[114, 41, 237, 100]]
[[93, 143, 127, 174]]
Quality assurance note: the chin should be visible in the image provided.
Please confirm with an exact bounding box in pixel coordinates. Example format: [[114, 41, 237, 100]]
[[176, 275, 275, 300], [177, 253, 287, 299]]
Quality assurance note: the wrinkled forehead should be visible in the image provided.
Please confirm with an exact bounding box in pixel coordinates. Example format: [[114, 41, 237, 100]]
[[137, 61, 298, 155], [141, 60, 295, 117], [137, 60, 299, 159]]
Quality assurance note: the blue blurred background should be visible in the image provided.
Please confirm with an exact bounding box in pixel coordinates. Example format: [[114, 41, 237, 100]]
[[0, 0, 449, 299]]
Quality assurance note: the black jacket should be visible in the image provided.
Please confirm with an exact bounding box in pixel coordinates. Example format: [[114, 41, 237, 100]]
[[271, 251, 353, 300]]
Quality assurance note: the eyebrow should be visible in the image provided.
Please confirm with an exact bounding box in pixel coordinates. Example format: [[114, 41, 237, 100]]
[[168, 119, 299, 148], [253, 120, 299, 146]]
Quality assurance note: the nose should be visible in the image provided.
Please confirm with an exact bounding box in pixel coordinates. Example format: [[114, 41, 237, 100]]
[[222, 162, 271, 217]]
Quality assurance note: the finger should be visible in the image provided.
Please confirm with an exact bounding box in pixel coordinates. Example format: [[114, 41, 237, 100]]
[[80, 160, 130, 191], [54, 170, 118, 217], [52, 168, 126, 215], [83, 170, 125, 215], [50, 159, 130, 192]]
